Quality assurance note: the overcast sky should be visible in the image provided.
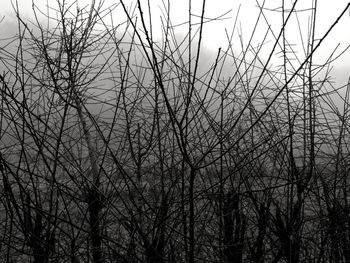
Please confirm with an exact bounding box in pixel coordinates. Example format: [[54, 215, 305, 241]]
[[1, 0, 350, 84]]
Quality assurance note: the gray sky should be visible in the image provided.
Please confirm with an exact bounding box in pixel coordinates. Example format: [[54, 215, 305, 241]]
[[1, 0, 350, 84], [2, 0, 349, 49]]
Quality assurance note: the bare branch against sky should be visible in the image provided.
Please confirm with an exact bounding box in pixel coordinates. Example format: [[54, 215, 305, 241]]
[[0, 1, 350, 262]]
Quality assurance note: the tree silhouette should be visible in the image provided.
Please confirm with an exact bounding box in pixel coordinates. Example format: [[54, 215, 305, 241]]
[[0, 0, 350, 262]]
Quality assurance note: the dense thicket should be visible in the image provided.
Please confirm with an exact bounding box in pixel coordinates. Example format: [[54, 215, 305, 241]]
[[0, 0, 350, 262]]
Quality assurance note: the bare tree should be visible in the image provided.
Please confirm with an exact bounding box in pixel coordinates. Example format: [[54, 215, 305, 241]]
[[0, 0, 350, 262]]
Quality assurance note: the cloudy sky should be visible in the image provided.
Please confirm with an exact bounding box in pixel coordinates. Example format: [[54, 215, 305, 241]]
[[1, 0, 350, 84]]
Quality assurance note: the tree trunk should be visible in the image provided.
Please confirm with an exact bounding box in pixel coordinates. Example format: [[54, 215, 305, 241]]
[[222, 192, 246, 263], [87, 189, 103, 263]]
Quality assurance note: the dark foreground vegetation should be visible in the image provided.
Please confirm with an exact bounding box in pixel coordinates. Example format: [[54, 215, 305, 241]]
[[0, 0, 350, 262]]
